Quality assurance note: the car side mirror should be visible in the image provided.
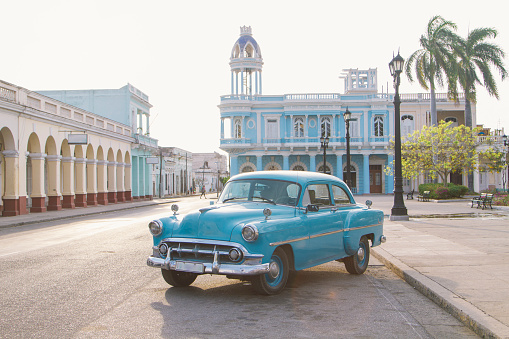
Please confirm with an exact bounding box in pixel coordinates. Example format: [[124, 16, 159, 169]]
[[365, 200, 372, 209], [306, 204, 319, 213]]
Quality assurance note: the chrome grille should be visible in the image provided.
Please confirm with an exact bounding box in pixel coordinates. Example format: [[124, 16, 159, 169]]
[[160, 240, 241, 264]]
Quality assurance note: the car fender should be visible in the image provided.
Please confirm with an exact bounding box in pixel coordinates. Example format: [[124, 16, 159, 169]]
[[343, 208, 384, 256]]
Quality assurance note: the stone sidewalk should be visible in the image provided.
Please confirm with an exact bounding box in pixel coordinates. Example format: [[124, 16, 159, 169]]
[[367, 195, 509, 339], [1, 194, 508, 338]]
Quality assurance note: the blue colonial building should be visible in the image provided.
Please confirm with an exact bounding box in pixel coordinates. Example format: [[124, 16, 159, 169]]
[[220, 26, 394, 194]]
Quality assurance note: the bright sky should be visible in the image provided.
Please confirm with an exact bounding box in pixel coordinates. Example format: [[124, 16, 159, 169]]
[[3, 0, 508, 153]]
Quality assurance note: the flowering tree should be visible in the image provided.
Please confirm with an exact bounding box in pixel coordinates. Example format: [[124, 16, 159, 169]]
[[478, 146, 508, 189], [386, 121, 505, 185]]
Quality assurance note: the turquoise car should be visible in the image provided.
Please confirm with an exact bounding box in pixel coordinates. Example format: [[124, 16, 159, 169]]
[[147, 171, 385, 295]]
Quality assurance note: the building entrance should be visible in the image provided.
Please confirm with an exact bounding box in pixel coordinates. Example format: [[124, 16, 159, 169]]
[[369, 165, 382, 193]]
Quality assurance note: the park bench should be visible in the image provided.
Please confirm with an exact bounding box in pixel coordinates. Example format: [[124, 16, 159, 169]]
[[481, 193, 494, 210], [417, 191, 430, 202], [471, 193, 486, 208], [406, 190, 415, 200], [471, 193, 493, 209]]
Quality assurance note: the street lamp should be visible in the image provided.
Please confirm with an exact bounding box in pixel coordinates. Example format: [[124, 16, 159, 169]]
[[389, 52, 409, 221], [503, 135, 509, 190], [343, 107, 352, 188], [320, 134, 329, 174]]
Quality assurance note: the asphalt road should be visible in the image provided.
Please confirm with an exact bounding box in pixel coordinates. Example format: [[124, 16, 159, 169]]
[[0, 197, 479, 338]]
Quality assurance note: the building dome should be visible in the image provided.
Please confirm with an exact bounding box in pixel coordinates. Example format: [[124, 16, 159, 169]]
[[229, 26, 263, 96], [230, 26, 262, 59]]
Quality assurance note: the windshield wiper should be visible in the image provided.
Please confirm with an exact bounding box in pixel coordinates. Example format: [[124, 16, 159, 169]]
[[222, 197, 245, 203], [253, 196, 276, 205]]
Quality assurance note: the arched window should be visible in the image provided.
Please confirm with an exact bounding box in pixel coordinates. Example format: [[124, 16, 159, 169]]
[[292, 165, 305, 171], [374, 116, 384, 137], [245, 44, 254, 58], [234, 119, 242, 138], [401, 115, 414, 136], [321, 117, 331, 137], [241, 166, 254, 173], [294, 117, 304, 137], [318, 165, 331, 175]]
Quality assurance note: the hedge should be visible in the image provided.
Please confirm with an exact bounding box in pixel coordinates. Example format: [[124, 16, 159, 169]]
[[418, 183, 468, 199]]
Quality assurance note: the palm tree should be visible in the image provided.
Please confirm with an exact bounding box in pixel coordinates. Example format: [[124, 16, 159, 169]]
[[405, 15, 462, 126], [452, 27, 507, 192], [454, 27, 507, 128]]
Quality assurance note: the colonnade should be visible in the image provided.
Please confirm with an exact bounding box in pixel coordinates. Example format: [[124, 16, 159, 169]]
[[0, 130, 132, 217]]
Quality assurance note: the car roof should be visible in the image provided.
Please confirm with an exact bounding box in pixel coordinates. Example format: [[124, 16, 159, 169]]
[[229, 170, 346, 186]]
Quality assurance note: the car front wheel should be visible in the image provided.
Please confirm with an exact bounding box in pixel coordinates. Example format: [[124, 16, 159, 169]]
[[251, 247, 289, 295], [161, 269, 198, 287], [344, 236, 370, 275]]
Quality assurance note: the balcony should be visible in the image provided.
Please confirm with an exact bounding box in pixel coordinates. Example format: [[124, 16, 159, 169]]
[[220, 138, 252, 148], [134, 134, 158, 148]]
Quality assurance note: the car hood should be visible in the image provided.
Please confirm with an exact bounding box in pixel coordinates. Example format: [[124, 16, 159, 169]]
[[171, 202, 294, 241]]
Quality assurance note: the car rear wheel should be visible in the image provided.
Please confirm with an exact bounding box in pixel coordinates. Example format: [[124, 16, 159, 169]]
[[344, 236, 370, 275], [161, 269, 198, 287], [251, 247, 289, 295]]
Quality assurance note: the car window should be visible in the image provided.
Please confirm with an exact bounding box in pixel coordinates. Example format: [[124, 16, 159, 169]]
[[221, 181, 250, 201], [332, 185, 352, 205], [303, 184, 331, 206], [219, 179, 301, 206]]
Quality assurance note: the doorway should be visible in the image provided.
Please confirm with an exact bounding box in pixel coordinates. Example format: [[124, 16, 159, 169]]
[[369, 165, 382, 193]]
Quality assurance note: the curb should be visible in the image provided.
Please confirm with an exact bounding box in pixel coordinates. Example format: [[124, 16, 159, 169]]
[[372, 247, 509, 339], [0, 200, 176, 229]]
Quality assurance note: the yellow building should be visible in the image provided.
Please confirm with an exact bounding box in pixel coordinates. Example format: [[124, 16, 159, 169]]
[[0, 80, 132, 216]]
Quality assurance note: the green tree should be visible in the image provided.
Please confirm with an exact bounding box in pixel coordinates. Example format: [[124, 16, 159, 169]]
[[453, 27, 507, 128], [405, 15, 462, 126], [478, 145, 508, 188], [449, 27, 507, 192], [386, 121, 504, 185]]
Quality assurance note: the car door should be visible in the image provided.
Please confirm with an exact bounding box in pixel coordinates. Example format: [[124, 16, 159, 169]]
[[302, 183, 343, 266], [329, 184, 354, 257]]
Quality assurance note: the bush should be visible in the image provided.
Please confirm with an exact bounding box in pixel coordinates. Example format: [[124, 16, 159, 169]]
[[447, 184, 468, 198], [493, 193, 509, 206], [418, 183, 469, 199], [435, 186, 450, 199]]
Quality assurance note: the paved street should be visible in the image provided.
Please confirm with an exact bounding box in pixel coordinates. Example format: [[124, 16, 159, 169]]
[[0, 195, 481, 338]]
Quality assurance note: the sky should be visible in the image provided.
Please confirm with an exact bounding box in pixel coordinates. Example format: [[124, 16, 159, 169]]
[[3, 0, 509, 154]]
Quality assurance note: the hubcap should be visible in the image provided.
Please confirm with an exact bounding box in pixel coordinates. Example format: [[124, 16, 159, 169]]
[[269, 261, 280, 279], [357, 247, 365, 262]]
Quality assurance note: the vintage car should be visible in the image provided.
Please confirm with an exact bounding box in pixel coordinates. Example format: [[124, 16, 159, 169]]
[[147, 171, 385, 295]]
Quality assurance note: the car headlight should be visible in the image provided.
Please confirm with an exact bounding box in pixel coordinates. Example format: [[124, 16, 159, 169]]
[[148, 220, 163, 236], [242, 224, 259, 242]]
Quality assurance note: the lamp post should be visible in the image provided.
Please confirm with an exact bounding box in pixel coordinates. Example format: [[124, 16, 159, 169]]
[[343, 108, 352, 188], [389, 52, 409, 221], [320, 134, 329, 174], [503, 135, 509, 190]]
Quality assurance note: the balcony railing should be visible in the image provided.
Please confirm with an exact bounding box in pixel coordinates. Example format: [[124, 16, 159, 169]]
[[220, 138, 251, 145], [400, 93, 464, 102], [0, 80, 132, 139], [134, 133, 158, 148]]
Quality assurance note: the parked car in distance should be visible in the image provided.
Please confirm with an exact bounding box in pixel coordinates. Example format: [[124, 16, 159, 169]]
[[147, 171, 385, 295]]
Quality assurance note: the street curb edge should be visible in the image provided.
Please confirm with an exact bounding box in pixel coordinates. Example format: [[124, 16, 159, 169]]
[[371, 247, 509, 339]]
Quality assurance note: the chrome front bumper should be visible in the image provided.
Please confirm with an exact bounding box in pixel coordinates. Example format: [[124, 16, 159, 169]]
[[147, 256, 270, 275]]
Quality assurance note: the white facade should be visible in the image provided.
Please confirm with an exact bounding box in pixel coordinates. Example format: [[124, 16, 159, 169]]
[[192, 152, 228, 192]]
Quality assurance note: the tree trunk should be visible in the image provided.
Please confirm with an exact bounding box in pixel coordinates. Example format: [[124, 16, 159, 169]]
[[464, 96, 472, 128], [464, 94, 474, 192], [430, 87, 438, 126]]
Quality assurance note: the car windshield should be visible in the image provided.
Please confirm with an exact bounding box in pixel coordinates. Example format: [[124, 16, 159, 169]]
[[218, 179, 301, 206]]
